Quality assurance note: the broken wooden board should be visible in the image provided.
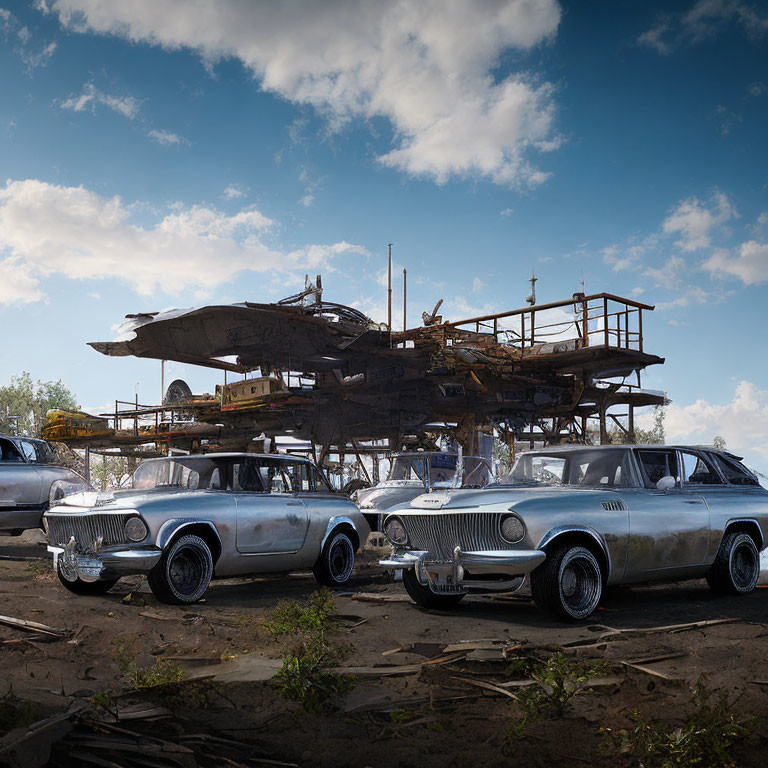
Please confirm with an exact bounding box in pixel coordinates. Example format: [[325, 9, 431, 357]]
[[0, 614, 69, 638], [349, 593, 413, 603], [185, 654, 282, 683]]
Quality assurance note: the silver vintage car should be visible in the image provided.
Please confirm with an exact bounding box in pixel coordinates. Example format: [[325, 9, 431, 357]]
[[355, 451, 493, 532], [380, 445, 768, 620], [44, 453, 370, 604], [1, 435, 89, 534]]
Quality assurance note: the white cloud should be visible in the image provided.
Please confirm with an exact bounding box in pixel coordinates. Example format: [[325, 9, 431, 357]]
[[704, 240, 768, 285], [652, 381, 768, 471], [222, 184, 245, 200], [0, 178, 367, 303], [645, 255, 686, 289], [655, 286, 709, 310], [0, 7, 57, 70], [60, 82, 140, 119], [662, 192, 736, 252], [640, 0, 768, 54], [148, 128, 187, 145], [42, 0, 562, 188], [0, 257, 45, 304], [602, 242, 649, 272], [471, 277, 484, 294]]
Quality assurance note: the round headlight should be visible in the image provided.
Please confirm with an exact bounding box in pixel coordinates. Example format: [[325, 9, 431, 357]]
[[125, 516, 148, 542], [500, 514, 525, 544], [384, 517, 408, 546]]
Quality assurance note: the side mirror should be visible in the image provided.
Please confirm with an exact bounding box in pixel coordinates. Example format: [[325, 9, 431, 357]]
[[656, 475, 676, 491]]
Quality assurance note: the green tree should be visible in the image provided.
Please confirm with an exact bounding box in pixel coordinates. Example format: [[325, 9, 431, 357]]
[[712, 435, 726, 450], [89, 454, 131, 491], [608, 404, 666, 445], [634, 404, 666, 444], [0, 372, 78, 437]]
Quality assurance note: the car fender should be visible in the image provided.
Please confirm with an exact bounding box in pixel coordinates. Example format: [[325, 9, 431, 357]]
[[320, 515, 360, 552], [156, 518, 223, 556], [537, 525, 612, 579], [723, 517, 764, 549]]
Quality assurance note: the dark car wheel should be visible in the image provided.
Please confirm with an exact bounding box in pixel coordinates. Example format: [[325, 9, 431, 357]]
[[57, 562, 118, 595], [530, 544, 603, 621], [313, 529, 356, 587], [402, 568, 466, 610], [706, 531, 760, 595], [148, 534, 213, 605]]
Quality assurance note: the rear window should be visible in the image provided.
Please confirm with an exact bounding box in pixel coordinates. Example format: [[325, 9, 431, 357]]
[[710, 454, 760, 486]]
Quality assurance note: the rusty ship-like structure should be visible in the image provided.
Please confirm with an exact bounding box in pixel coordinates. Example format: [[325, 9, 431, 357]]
[[44, 276, 666, 460]]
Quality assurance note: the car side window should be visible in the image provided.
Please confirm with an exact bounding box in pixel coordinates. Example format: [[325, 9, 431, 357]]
[[282, 462, 313, 492], [636, 450, 679, 488], [680, 451, 722, 485], [312, 467, 332, 492], [710, 454, 760, 486], [18, 440, 38, 462], [233, 459, 266, 492], [0, 439, 23, 462]]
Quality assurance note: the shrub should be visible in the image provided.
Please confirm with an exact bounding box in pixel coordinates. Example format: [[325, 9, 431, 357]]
[[600, 678, 756, 768], [260, 588, 337, 638]]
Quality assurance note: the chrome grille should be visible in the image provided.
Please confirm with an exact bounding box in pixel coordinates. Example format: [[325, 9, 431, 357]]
[[46, 513, 131, 551], [402, 513, 506, 560]]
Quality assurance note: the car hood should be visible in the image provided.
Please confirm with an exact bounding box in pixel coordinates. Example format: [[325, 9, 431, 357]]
[[356, 484, 427, 511], [405, 484, 621, 511], [49, 487, 214, 511]]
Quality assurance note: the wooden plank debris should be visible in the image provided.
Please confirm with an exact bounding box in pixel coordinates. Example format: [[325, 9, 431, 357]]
[[0, 613, 69, 638], [622, 662, 678, 680], [349, 593, 413, 603], [563, 618, 738, 647]]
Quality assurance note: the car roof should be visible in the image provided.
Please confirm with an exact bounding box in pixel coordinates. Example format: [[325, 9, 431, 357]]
[[519, 444, 744, 461], [141, 452, 311, 463]]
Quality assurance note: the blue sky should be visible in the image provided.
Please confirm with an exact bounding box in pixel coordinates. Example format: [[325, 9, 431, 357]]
[[0, 0, 767, 472]]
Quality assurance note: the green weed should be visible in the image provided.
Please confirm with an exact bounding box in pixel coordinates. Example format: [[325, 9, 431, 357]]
[[386, 708, 422, 739], [508, 652, 608, 740], [261, 588, 337, 638], [600, 678, 756, 768], [274, 634, 353, 713], [112, 635, 185, 690], [0, 690, 39, 736], [26, 560, 49, 576]]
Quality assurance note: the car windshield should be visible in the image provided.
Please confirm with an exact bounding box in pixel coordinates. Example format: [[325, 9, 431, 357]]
[[507, 448, 637, 488], [133, 458, 214, 490], [386, 454, 491, 489]]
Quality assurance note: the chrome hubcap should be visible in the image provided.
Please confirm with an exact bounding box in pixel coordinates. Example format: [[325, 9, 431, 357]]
[[169, 548, 205, 596], [329, 537, 354, 582], [732, 543, 757, 590], [560, 553, 600, 616]]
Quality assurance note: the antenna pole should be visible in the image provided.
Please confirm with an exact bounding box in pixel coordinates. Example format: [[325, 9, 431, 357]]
[[387, 243, 393, 347], [402, 268, 407, 332]]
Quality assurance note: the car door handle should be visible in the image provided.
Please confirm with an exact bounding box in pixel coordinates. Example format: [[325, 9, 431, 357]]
[[286, 501, 303, 506], [683, 500, 704, 504]]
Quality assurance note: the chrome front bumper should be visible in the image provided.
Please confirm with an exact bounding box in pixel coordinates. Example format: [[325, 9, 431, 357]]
[[48, 542, 162, 582], [380, 547, 546, 593]]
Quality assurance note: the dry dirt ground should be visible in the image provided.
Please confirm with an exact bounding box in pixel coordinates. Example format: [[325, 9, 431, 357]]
[[1, 530, 768, 767]]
